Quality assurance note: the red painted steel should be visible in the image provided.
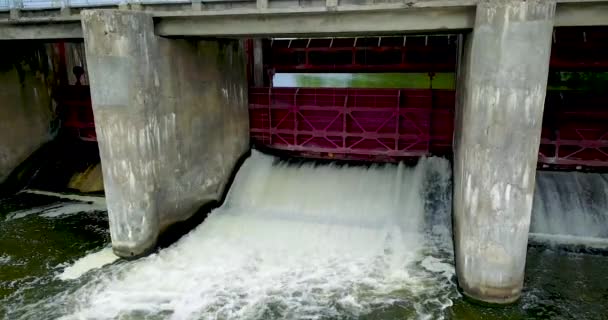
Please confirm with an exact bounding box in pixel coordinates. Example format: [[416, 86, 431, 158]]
[[53, 28, 608, 168], [551, 27, 608, 70], [55, 85, 97, 142], [539, 91, 608, 168], [266, 30, 608, 74], [250, 87, 608, 168], [249, 87, 455, 161], [269, 36, 458, 73], [56, 85, 608, 168]]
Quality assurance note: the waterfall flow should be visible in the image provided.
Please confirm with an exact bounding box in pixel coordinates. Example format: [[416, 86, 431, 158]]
[[6, 152, 608, 319], [16, 151, 456, 319], [532, 171, 608, 241]]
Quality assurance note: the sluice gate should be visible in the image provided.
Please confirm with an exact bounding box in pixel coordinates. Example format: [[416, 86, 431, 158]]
[[249, 87, 608, 169], [57, 84, 608, 169], [55, 29, 608, 169]]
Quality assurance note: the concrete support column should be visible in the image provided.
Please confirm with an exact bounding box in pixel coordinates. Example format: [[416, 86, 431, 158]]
[[252, 39, 265, 87], [82, 10, 249, 258], [453, 0, 555, 304]]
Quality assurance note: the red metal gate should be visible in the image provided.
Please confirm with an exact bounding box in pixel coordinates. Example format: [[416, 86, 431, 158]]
[[55, 85, 96, 141], [269, 36, 457, 73], [551, 27, 608, 70], [52, 28, 608, 169], [249, 87, 454, 161], [251, 87, 608, 168], [540, 91, 608, 168]]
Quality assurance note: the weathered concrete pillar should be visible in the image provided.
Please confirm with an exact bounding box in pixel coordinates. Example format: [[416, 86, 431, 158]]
[[0, 45, 54, 184], [252, 39, 265, 87], [81, 10, 249, 258], [453, 0, 555, 304]]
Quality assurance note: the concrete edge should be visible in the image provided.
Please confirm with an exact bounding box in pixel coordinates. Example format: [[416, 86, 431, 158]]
[[1, 2, 607, 39]]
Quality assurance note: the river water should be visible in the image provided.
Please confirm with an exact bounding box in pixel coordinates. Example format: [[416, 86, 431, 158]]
[[1, 151, 607, 319]]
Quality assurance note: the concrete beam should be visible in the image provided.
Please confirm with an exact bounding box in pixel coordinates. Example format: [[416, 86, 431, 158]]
[[252, 39, 264, 87], [155, 6, 475, 37], [555, 2, 608, 26], [0, 1, 606, 39], [0, 22, 82, 39]]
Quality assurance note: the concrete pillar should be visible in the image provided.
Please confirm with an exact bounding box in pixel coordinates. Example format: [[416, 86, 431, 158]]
[[453, 0, 555, 304], [81, 10, 250, 258], [0, 45, 54, 184], [252, 39, 265, 87]]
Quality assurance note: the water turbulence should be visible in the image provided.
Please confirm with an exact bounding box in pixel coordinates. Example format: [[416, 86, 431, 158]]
[[26, 151, 455, 319], [531, 171, 608, 249], [57, 247, 118, 281]]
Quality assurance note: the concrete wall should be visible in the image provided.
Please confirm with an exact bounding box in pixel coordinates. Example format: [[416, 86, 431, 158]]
[[252, 39, 265, 87], [82, 10, 250, 257], [453, 0, 555, 304], [0, 46, 54, 183]]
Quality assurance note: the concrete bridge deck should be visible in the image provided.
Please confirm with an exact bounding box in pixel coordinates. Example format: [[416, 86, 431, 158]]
[[0, 0, 607, 39]]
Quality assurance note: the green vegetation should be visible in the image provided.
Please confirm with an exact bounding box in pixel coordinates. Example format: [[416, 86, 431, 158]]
[[274, 72, 456, 89], [547, 71, 608, 91]]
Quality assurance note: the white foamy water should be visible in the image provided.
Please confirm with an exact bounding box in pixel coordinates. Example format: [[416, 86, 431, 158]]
[[528, 233, 608, 250], [5, 190, 106, 221], [0, 254, 12, 265], [32, 151, 455, 320], [532, 171, 608, 239], [58, 247, 119, 281]]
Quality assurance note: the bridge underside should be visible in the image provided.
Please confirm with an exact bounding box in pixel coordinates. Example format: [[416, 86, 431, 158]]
[[1, 1, 608, 39]]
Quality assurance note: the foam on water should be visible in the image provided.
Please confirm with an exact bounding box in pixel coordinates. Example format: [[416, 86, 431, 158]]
[[0, 254, 12, 265], [28, 151, 455, 320], [528, 233, 608, 250], [5, 190, 105, 221], [57, 247, 119, 281]]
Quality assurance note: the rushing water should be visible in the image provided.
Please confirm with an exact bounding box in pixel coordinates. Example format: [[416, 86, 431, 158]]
[[1, 152, 607, 319], [532, 171, 608, 238]]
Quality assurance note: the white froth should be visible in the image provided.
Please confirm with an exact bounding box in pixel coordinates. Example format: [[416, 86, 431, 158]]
[[421, 256, 454, 278], [58, 247, 119, 281], [0, 254, 12, 265], [529, 233, 608, 250], [57, 151, 455, 320]]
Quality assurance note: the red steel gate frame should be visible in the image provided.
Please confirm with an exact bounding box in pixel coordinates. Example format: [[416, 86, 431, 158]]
[[52, 27, 608, 168], [539, 91, 608, 168], [56, 85, 608, 168], [249, 87, 453, 161], [250, 87, 608, 168]]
